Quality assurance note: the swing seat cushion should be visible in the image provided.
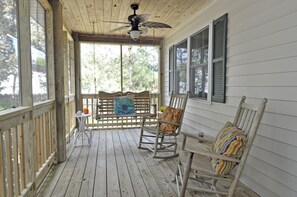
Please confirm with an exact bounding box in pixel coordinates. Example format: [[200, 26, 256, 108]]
[[114, 95, 135, 115]]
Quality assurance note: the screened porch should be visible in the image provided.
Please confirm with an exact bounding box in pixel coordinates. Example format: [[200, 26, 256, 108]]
[[1, 0, 297, 197]]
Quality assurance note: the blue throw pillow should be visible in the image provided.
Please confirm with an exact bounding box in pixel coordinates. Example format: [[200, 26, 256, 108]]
[[114, 95, 135, 115]]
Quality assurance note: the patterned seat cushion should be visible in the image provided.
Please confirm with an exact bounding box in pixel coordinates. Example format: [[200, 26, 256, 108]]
[[211, 126, 247, 175], [158, 107, 183, 133]]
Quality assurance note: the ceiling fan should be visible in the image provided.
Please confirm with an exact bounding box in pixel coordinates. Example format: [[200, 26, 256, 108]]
[[106, 4, 172, 40]]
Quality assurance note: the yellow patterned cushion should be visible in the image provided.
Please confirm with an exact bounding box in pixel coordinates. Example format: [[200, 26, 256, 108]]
[[211, 127, 247, 175], [158, 107, 183, 133], [213, 121, 234, 146]]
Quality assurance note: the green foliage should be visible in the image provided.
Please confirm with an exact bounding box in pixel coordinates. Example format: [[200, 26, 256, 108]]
[[0, 0, 18, 86], [80, 44, 159, 94], [36, 57, 46, 67], [0, 102, 12, 111]]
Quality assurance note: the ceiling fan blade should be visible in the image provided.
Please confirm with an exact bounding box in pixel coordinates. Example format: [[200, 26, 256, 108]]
[[103, 20, 130, 25], [137, 14, 150, 23], [142, 21, 172, 28], [139, 26, 148, 34], [110, 25, 130, 32]]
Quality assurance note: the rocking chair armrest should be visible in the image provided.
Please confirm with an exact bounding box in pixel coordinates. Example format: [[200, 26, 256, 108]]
[[181, 131, 214, 144], [157, 120, 180, 126], [185, 147, 241, 163], [151, 104, 157, 116]]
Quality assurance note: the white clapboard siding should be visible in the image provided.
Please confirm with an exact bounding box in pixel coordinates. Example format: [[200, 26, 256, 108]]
[[229, 26, 297, 57], [257, 125, 297, 147], [242, 164, 297, 197], [250, 145, 297, 177], [246, 155, 297, 192], [240, 173, 280, 197], [228, 3, 297, 46], [228, 56, 297, 76], [227, 72, 297, 87], [228, 0, 295, 37], [162, 0, 297, 196], [226, 97, 297, 117]]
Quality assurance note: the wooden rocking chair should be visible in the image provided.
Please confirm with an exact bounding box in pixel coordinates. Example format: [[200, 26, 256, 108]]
[[138, 91, 189, 159], [174, 96, 268, 196]]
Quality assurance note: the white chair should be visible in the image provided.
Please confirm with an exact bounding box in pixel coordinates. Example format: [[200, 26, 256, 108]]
[[174, 96, 268, 196], [138, 91, 189, 159]]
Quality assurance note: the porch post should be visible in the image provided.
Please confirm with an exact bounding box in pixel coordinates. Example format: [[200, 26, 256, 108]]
[[74, 32, 82, 116], [18, 0, 36, 195], [50, 0, 66, 162]]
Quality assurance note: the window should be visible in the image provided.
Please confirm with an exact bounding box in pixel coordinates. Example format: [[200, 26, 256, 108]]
[[190, 27, 209, 99], [0, 0, 19, 111], [30, 0, 48, 103], [168, 13, 227, 102], [80, 43, 160, 94], [168, 46, 174, 93], [175, 40, 188, 94]]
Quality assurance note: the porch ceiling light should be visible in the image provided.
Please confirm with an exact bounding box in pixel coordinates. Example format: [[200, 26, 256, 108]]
[[129, 30, 141, 40]]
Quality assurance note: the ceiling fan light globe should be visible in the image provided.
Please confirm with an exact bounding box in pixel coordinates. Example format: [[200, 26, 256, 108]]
[[130, 30, 141, 40]]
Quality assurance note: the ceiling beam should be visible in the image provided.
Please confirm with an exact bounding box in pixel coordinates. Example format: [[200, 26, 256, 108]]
[[74, 32, 162, 45]]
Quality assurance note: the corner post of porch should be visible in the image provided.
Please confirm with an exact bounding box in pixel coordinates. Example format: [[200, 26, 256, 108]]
[[50, 0, 66, 162], [18, 0, 36, 194]]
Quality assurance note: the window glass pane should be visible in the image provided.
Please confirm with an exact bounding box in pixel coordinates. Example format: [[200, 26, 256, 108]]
[[175, 40, 187, 70], [68, 41, 74, 94], [169, 47, 173, 71], [190, 27, 208, 99], [169, 71, 173, 93], [30, 0, 48, 103], [175, 40, 187, 94], [169, 47, 174, 92], [122, 45, 159, 93], [0, 0, 20, 110], [176, 70, 187, 94], [81, 43, 121, 93]]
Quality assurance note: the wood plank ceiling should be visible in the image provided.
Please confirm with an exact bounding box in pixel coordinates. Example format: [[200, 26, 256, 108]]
[[60, 0, 210, 40]]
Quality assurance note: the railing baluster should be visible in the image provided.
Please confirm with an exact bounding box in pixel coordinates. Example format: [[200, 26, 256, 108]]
[[5, 129, 13, 197], [18, 124, 26, 191], [12, 127, 20, 195], [0, 131, 6, 197]]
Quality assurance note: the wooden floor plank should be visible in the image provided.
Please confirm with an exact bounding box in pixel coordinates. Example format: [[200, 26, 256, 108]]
[[124, 129, 164, 197], [106, 131, 121, 197], [129, 129, 177, 197], [51, 147, 82, 196], [79, 131, 100, 196], [65, 145, 89, 197], [93, 130, 107, 196], [112, 130, 135, 197], [118, 130, 150, 197], [37, 145, 74, 197]]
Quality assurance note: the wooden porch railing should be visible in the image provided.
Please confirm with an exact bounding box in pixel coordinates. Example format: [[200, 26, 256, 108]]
[[81, 93, 160, 129], [0, 100, 57, 197], [65, 95, 76, 143]]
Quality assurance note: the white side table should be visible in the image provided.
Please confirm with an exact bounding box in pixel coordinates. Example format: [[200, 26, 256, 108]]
[[74, 113, 93, 147]]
